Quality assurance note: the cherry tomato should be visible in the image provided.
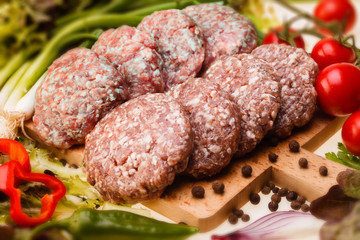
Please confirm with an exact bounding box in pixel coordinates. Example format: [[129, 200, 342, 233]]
[[262, 27, 305, 49], [314, 0, 356, 34], [311, 38, 356, 70], [342, 110, 360, 156], [315, 63, 360, 117]]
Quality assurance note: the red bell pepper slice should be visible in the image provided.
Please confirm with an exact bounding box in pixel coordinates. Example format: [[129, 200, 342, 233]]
[[0, 139, 31, 173], [0, 139, 66, 227]]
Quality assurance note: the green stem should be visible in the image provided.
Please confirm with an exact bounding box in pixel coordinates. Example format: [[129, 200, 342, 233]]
[[0, 61, 32, 108], [0, 47, 39, 88], [55, 0, 134, 28]]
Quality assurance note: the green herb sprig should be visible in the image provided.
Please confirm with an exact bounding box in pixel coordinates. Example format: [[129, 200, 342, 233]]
[[326, 143, 360, 170]]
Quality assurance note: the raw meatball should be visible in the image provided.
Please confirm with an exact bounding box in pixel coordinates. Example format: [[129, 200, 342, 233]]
[[138, 9, 205, 90], [33, 47, 129, 149], [84, 93, 193, 204], [204, 54, 281, 156], [168, 78, 241, 178], [92, 26, 165, 99], [183, 3, 258, 70], [252, 44, 318, 138]]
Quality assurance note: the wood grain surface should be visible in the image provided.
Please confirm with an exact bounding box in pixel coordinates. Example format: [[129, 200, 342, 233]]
[[24, 110, 349, 232]]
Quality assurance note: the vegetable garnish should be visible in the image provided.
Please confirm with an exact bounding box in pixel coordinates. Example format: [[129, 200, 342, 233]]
[[29, 208, 199, 240], [211, 211, 321, 240], [325, 143, 360, 170], [0, 138, 66, 227]]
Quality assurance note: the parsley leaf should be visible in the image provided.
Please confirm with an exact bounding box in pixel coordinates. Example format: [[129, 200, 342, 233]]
[[325, 143, 360, 170]]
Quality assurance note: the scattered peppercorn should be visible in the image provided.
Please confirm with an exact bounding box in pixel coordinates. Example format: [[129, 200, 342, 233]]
[[249, 192, 260, 205], [271, 193, 281, 203], [289, 140, 300, 152], [192, 186, 205, 199], [228, 214, 238, 225], [212, 180, 225, 194], [298, 158, 308, 168], [272, 187, 279, 193], [319, 166, 328, 176], [70, 164, 79, 169], [268, 152, 278, 163], [301, 204, 310, 212], [266, 182, 275, 190], [268, 136, 279, 147], [59, 159, 67, 166], [261, 186, 271, 195], [286, 191, 298, 201], [241, 214, 250, 222], [296, 196, 306, 204], [290, 201, 302, 210], [241, 165, 252, 178], [278, 188, 288, 197], [44, 169, 56, 177], [268, 201, 279, 212], [232, 209, 244, 218]]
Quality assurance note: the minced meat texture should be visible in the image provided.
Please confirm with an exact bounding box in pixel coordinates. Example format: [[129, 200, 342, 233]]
[[33, 47, 129, 149], [168, 78, 241, 178], [252, 44, 318, 138], [92, 26, 165, 99], [183, 4, 258, 70], [84, 93, 194, 204], [138, 9, 205, 90], [204, 54, 281, 156]]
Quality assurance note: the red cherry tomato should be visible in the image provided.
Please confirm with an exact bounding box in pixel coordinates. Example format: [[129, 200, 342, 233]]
[[262, 27, 305, 49], [314, 0, 356, 34], [315, 63, 360, 117], [342, 110, 360, 156], [311, 38, 356, 70]]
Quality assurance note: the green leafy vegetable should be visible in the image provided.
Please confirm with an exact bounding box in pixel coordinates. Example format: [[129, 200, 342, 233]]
[[326, 143, 360, 170]]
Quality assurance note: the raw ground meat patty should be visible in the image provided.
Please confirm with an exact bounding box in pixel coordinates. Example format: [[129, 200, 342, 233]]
[[204, 54, 281, 156], [137, 9, 204, 90], [91, 26, 165, 99], [33, 47, 129, 149], [84, 93, 193, 204], [168, 78, 241, 178], [183, 3, 258, 70], [252, 44, 318, 138]]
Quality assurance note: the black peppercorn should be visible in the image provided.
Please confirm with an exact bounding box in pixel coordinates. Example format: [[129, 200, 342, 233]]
[[289, 140, 300, 152], [278, 188, 288, 197], [286, 191, 298, 201], [296, 196, 306, 204], [212, 180, 225, 194], [249, 192, 260, 205], [298, 158, 308, 168], [268, 201, 278, 212], [44, 169, 56, 177], [301, 203, 310, 212], [319, 166, 328, 176], [59, 159, 67, 166], [272, 187, 279, 193], [271, 193, 281, 203], [268, 152, 278, 163], [291, 201, 302, 210], [192, 186, 205, 199], [266, 182, 275, 190], [232, 209, 244, 218], [242, 165, 252, 178], [241, 214, 250, 222], [261, 186, 271, 195], [228, 214, 238, 224]]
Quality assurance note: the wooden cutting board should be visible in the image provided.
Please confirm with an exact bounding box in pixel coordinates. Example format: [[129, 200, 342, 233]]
[[24, 110, 349, 232]]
